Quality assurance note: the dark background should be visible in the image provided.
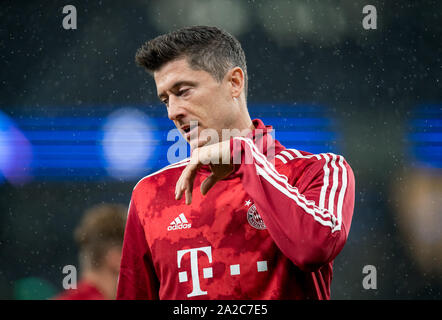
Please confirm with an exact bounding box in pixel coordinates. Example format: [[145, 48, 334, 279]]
[[1, 0, 441, 299]]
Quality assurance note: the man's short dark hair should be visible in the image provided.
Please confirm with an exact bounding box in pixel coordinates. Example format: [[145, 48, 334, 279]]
[[135, 25, 248, 96]]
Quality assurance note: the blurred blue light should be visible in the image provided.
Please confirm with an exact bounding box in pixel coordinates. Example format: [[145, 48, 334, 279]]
[[15, 117, 104, 127], [0, 111, 33, 185], [274, 131, 337, 141], [101, 108, 157, 180], [411, 119, 442, 127], [24, 131, 100, 141], [3, 104, 341, 181], [407, 104, 442, 169], [409, 133, 442, 142]]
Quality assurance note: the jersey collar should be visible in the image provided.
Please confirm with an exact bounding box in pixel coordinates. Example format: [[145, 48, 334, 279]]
[[197, 118, 285, 178]]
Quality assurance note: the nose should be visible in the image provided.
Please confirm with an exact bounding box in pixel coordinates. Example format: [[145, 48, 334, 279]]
[[167, 95, 186, 121]]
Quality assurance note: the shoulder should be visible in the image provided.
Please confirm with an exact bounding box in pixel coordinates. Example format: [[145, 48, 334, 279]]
[[275, 148, 322, 164], [275, 148, 324, 170], [276, 148, 350, 165], [274, 148, 353, 180], [133, 158, 190, 193], [53, 281, 104, 300]]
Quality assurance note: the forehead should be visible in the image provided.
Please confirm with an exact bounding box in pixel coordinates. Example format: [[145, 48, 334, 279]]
[[154, 58, 212, 95]]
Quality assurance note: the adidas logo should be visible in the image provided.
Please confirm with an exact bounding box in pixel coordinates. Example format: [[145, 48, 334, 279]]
[[167, 213, 191, 231]]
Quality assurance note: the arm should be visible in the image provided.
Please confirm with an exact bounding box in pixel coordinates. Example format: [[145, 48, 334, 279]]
[[116, 198, 159, 300], [232, 137, 355, 272], [175, 137, 355, 272]]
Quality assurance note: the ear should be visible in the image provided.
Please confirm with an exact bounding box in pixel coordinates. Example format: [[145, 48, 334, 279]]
[[227, 67, 245, 99]]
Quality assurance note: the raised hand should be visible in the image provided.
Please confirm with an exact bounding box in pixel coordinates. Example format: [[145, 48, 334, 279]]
[[175, 139, 234, 205]]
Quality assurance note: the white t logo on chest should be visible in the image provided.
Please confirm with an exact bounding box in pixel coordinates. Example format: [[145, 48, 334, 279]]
[[177, 246, 213, 298]]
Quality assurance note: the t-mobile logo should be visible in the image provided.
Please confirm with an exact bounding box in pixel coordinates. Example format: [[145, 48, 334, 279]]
[[177, 246, 269, 298], [177, 246, 213, 298]]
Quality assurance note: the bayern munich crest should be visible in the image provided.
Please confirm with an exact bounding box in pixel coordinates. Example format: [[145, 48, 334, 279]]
[[247, 204, 266, 230]]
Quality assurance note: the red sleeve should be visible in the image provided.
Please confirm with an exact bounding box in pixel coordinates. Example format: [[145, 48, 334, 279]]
[[231, 137, 355, 272], [116, 198, 159, 300]]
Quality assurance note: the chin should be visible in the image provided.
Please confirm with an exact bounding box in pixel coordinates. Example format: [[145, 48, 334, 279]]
[[190, 139, 207, 151], [192, 132, 221, 150]]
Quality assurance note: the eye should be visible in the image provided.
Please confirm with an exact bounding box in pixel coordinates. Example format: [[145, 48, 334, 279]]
[[177, 88, 191, 97], [161, 98, 169, 106]]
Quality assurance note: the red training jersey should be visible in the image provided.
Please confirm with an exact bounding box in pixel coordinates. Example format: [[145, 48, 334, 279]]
[[54, 280, 105, 300], [117, 119, 355, 300]]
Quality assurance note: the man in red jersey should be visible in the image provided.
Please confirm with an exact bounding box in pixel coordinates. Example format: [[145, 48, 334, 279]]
[[117, 26, 355, 300], [55, 203, 127, 300]]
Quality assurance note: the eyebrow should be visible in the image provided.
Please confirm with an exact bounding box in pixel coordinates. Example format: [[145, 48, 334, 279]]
[[157, 80, 197, 101]]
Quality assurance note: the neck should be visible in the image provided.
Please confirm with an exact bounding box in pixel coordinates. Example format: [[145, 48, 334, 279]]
[[234, 117, 254, 133], [82, 267, 118, 300], [230, 101, 255, 135]]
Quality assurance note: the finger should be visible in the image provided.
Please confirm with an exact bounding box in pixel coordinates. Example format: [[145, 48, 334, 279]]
[[176, 163, 199, 204], [184, 165, 199, 205], [200, 174, 219, 196], [175, 170, 188, 200], [175, 180, 183, 200], [175, 172, 185, 200], [185, 187, 192, 205]]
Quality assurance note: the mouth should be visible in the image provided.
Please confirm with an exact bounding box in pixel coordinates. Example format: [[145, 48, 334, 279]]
[[181, 124, 198, 142], [181, 125, 191, 135]]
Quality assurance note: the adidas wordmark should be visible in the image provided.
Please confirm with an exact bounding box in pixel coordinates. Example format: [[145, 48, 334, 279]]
[[167, 213, 191, 231]]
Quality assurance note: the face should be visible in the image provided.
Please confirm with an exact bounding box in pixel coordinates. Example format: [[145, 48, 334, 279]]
[[154, 58, 239, 150]]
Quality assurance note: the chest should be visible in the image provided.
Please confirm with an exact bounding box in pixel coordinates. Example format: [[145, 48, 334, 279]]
[[142, 174, 275, 291], [143, 174, 270, 248]]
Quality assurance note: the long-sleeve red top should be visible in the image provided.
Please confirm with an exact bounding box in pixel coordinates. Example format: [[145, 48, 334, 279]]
[[117, 119, 355, 300]]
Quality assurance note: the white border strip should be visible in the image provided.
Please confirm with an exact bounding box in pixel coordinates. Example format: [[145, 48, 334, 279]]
[[133, 158, 190, 190]]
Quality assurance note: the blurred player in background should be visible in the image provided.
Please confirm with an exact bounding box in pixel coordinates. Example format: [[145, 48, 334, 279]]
[[117, 26, 355, 300], [55, 203, 127, 300]]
